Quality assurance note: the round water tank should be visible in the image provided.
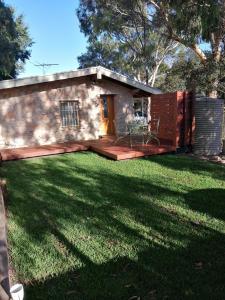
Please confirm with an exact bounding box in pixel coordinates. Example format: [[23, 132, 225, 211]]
[[194, 97, 224, 156]]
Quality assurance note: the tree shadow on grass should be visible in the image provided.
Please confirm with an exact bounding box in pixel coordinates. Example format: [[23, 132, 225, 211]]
[[1, 153, 225, 299], [2, 154, 185, 242], [147, 154, 225, 181], [185, 188, 225, 222], [25, 226, 225, 300]]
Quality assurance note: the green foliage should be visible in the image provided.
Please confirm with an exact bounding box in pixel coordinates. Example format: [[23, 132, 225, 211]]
[[78, 35, 167, 82], [77, 0, 178, 85], [162, 0, 223, 45], [0, 0, 32, 80], [160, 48, 225, 95], [77, 0, 225, 94], [153, 0, 225, 95], [77, 36, 137, 76], [160, 50, 200, 92], [2, 153, 225, 299]]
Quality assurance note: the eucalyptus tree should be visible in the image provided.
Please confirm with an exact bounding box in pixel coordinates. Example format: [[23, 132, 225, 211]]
[[160, 50, 200, 92], [77, 36, 140, 78], [0, 0, 32, 80], [150, 0, 225, 97], [78, 0, 225, 96], [77, 0, 178, 86]]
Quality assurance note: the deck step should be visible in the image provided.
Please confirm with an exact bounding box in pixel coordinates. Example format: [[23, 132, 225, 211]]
[[90, 143, 176, 160]]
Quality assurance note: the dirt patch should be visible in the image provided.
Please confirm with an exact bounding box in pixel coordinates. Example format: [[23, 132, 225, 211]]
[[185, 153, 225, 166]]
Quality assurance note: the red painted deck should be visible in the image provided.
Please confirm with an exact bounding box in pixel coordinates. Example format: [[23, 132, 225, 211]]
[[0, 137, 176, 162], [88, 137, 175, 160], [0, 142, 88, 161]]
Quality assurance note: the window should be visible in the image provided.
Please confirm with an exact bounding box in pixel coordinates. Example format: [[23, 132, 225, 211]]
[[133, 98, 148, 118], [60, 101, 79, 127], [102, 96, 108, 118]]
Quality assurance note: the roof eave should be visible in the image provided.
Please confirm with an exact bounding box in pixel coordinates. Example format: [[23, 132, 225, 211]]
[[0, 66, 161, 95]]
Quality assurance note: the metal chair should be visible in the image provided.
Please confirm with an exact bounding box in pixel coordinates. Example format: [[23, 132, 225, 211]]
[[114, 119, 147, 148], [113, 121, 133, 148], [145, 118, 160, 145]]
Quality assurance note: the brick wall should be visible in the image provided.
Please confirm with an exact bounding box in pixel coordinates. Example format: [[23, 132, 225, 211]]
[[151, 91, 194, 148]]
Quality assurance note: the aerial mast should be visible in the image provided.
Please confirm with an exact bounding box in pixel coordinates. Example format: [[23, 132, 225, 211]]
[[34, 62, 59, 75]]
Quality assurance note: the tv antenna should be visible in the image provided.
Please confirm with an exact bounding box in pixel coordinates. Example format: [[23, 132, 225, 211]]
[[33, 62, 59, 75]]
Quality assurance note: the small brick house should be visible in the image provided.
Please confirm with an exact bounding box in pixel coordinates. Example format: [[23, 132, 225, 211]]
[[0, 66, 160, 149]]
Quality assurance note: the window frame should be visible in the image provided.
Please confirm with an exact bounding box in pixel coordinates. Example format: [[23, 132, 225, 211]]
[[102, 95, 109, 118], [59, 100, 80, 128], [133, 97, 148, 118]]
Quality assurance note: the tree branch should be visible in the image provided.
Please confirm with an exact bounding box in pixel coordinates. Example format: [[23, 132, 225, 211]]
[[148, 1, 207, 64], [190, 44, 207, 63], [210, 32, 222, 62]]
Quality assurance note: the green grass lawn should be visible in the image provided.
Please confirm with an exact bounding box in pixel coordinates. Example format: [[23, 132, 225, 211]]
[[1, 152, 225, 299]]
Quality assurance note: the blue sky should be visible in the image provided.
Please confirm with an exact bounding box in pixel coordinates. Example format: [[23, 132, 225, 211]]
[[5, 0, 87, 77]]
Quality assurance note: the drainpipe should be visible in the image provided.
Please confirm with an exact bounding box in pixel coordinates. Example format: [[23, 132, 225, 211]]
[[10, 283, 24, 300]]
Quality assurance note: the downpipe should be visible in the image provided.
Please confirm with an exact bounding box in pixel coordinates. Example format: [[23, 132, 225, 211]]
[[10, 284, 24, 300]]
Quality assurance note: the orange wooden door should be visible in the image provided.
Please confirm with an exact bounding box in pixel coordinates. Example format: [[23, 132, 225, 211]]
[[100, 95, 115, 135]]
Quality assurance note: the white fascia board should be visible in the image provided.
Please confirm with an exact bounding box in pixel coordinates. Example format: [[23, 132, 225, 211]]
[[0, 66, 161, 95]]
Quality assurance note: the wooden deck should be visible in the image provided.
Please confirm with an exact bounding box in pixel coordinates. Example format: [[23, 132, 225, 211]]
[[0, 137, 176, 162], [0, 142, 88, 161], [88, 137, 175, 160]]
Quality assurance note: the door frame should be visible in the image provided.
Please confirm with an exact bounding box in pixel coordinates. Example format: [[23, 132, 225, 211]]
[[100, 95, 115, 135]]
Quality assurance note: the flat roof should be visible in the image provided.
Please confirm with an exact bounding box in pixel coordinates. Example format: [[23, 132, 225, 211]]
[[0, 66, 161, 95]]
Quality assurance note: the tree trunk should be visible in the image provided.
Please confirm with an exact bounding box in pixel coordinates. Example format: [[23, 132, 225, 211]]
[[208, 78, 219, 98], [145, 68, 149, 85], [150, 64, 160, 87]]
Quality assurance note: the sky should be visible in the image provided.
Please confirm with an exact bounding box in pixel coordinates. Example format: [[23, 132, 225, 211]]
[[5, 0, 87, 77]]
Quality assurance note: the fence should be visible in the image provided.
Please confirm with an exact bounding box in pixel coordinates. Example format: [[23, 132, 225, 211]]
[[151, 91, 194, 149]]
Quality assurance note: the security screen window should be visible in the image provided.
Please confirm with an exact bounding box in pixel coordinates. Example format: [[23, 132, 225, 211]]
[[60, 101, 80, 127]]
